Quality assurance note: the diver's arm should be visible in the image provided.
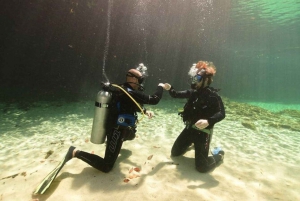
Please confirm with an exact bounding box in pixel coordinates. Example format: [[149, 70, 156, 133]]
[[195, 95, 225, 129], [168, 86, 192, 98], [207, 95, 226, 125], [130, 85, 163, 105]]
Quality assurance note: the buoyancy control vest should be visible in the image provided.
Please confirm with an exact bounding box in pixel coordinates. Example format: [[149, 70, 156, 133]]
[[179, 87, 220, 125]]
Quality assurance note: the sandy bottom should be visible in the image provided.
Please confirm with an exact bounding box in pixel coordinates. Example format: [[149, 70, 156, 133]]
[[0, 99, 299, 201]]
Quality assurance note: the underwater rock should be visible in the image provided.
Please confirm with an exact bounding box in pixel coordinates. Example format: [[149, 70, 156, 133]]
[[277, 109, 300, 118], [134, 167, 141, 172], [223, 98, 274, 121], [1, 173, 19, 180], [45, 150, 54, 159], [268, 122, 300, 132], [241, 121, 256, 131], [223, 99, 300, 132], [291, 126, 300, 132], [268, 122, 280, 129]]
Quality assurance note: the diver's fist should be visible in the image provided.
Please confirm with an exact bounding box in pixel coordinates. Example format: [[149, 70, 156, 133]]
[[158, 83, 171, 90], [158, 83, 165, 88], [164, 83, 171, 90], [145, 110, 154, 118], [195, 119, 209, 129]]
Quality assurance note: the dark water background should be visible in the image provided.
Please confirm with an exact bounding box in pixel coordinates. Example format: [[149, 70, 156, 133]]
[[1, 0, 299, 103]]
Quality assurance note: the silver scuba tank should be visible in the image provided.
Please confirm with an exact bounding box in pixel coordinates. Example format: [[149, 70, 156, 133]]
[[90, 90, 112, 144]]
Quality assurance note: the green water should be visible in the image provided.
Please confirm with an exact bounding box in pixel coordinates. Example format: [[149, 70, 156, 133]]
[[219, 0, 300, 103]]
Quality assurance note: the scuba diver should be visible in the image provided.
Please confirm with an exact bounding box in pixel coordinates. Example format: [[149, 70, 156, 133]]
[[162, 61, 226, 173], [64, 67, 165, 173]]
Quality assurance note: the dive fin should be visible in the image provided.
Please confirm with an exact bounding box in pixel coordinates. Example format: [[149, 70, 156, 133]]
[[33, 146, 76, 194]]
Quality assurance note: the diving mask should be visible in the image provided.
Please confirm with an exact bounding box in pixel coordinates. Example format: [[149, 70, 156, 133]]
[[126, 72, 145, 84], [191, 74, 203, 84]]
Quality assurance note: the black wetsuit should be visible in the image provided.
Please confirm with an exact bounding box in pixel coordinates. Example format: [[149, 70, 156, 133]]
[[75, 83, 163, 173], [169, 86, 225, 173]]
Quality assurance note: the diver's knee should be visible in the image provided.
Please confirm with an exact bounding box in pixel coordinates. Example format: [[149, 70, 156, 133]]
[[171, 146, 184, 156], [196, 166, 213, 173], [196, 166, 206, 173], [102, 164, 113, 173], [171, 150, 181, 157]]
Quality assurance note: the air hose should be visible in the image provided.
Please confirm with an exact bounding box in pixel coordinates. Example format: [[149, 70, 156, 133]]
[[111, 84, 145, 122]]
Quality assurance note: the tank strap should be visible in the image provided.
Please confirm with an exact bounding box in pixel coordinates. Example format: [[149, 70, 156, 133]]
[[95, 102, 110, 108]]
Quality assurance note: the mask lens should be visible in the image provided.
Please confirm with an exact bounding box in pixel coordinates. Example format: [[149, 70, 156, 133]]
[[191, 75, 202, 83], [127, 72, 144, 84]]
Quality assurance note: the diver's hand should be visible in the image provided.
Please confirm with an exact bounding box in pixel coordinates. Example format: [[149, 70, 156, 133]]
[[158, 83, 171, 90], [195, 119, 209, 129], [164, 83, 171, 90], [145, 110, 154, 119], [158, 83, 165, 88]]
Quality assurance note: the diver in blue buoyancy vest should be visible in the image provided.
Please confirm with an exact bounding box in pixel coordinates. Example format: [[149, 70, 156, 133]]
[[64, 67, 166, 173], [162, 61, 226, 173]]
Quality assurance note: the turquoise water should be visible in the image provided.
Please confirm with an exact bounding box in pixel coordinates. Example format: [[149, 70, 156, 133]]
[[218, 0, 300, 103]]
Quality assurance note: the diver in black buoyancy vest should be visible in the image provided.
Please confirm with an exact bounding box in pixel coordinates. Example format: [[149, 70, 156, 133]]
[[63, 66, 167, 173], [161, 61, 226, 173]]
